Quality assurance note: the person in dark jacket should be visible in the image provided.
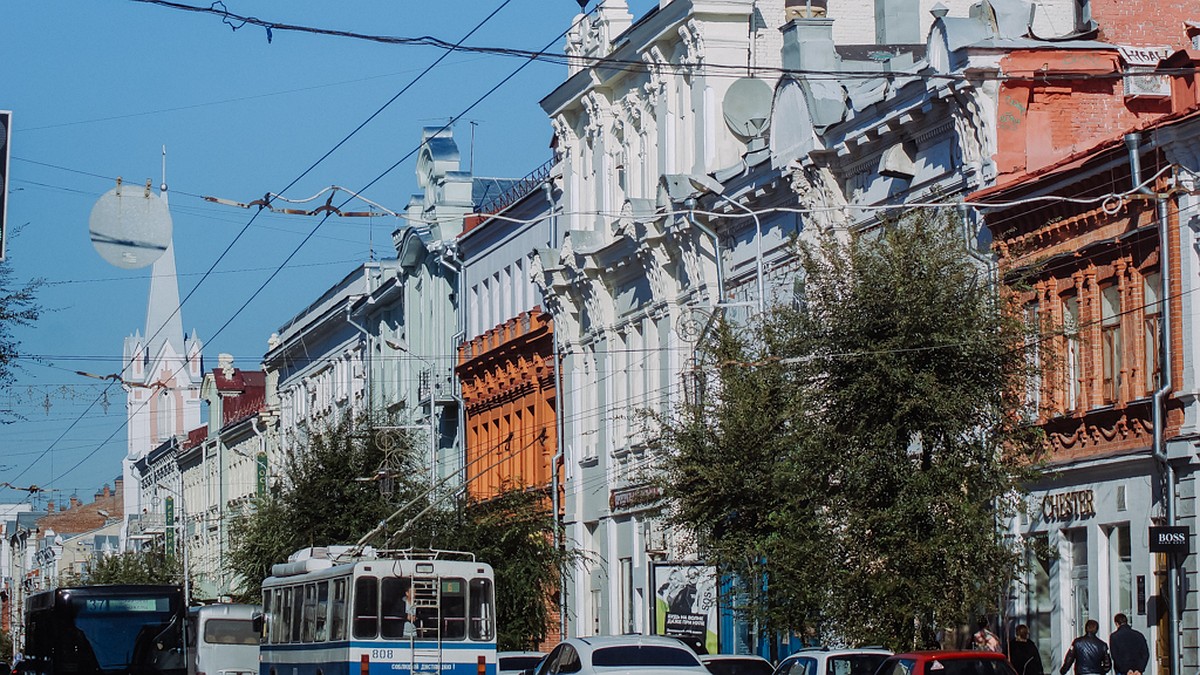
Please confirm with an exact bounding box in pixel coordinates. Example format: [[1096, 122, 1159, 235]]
[[1109, 614, 1149, 675], [1060, 620, 1111, 675], [1009, 624, 1044, 675]]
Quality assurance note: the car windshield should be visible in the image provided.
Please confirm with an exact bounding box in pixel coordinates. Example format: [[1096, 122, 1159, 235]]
[[593, 646, 700, 667], [500, 657, 544, 672], [925, 659, 1014, 675], [704, 659, 774, 675], [829, 655, 889, 675]]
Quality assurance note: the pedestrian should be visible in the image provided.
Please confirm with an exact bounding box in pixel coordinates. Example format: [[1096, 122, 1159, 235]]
[[1108, 614, 1149, 675], [973, 617, 1002, 652], [1060, 620, 1112, 675], [1008, 624, 1044, 675]]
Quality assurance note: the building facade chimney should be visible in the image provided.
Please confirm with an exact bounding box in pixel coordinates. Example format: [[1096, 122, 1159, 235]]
[[781, 17, 838, 72], [875, 0, 921, 44]]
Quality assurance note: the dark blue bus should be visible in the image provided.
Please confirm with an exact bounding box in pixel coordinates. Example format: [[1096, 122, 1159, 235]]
[[24, 584, 187, 675]]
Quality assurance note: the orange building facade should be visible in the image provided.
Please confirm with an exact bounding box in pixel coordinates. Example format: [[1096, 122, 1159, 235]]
[[457, 308, 558, 500]]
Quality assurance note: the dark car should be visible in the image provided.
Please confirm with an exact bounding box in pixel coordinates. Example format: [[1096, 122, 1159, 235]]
[[874, 651, 1017, 675], [699, 655, 775, 675]]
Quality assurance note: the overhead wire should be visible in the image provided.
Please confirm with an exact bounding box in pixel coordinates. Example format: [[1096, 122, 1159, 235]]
[[124, 0, 1200, 84], [17, 0, 525, 493]]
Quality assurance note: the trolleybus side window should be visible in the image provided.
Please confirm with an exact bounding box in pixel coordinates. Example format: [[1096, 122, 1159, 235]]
[[381, 578, 414, 639], [315, 581, 330, 641], [331, 578, 348, 641], [469, 578, 495, 641], [441, 578, 467, 640], [353, 577, 379, 638], [302, 583, 317, 643], [290, 586, 303, 643]]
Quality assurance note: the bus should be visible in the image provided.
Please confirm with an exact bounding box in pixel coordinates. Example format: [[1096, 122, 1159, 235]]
[[260, 547, 495, 675], [186, 604, 261, 675], [24, 584, 187, 675]]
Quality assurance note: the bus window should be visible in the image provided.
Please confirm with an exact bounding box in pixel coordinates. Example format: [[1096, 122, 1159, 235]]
[[290, 586, 303, 643], [381, 578, 413, 639], [441, 578, 467, 640], [353, 577, 379, 638], [469, 578, 494, 641], [302, 584, 317, 643], [205, 619, 260, 645], [331, 578, 347, 641], [271, 588, 285, 644], [315, 581, 329, 641]]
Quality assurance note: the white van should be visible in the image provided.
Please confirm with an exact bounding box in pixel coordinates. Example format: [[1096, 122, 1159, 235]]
[[187, 604, 261, 675]]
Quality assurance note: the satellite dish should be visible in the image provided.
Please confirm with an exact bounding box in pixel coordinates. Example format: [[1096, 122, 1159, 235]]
[[723, 77, 774, 140], [89, 179, 172, 269]]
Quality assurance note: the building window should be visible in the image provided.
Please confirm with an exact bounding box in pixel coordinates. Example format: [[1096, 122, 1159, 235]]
[[1100, 284, 1122, 404], [1024, 302, 1041, 417], [1143, 272, 1161, 395], [1069, 529, 1089, 637], [1062, 295, 1081, 411], [1107, 524, 1132, 618], [1026, 532, 1054, 665], [620, 557, 635, 635]]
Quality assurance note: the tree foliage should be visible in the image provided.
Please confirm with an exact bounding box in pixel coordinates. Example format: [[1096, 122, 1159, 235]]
[[656, 213, 1042, 650], [227, 413, 574, 650], [83, 543, 183, 585], [0, 252, 45, 424]]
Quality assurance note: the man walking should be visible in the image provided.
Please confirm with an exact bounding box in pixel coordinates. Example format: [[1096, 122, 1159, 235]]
[[1109, 614, 1149, 675], [1060, 620, 1111, 675]]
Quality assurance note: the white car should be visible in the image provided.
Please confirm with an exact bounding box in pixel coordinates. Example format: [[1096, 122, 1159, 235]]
[[532, 635, 711, 675], [771, 648, 893, 675], [500, 651, 547, 675]]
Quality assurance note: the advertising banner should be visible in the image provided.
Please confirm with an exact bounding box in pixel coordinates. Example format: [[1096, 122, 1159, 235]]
[[651, 562, 718, 654]]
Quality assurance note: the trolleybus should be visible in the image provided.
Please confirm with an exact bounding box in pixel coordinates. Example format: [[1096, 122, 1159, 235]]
[[260, 547, 496, 675], [24, 584, 187, 675]]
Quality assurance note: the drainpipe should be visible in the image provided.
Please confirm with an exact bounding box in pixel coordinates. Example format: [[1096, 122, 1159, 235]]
[[541, 180, 569, 639], [438, 250, 466, 484], [1125, 132, 1177, 675]]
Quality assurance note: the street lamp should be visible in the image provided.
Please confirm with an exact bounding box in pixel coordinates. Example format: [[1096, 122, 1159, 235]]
[[155, 483, 191, 609], [385, 338, 440, 492], [685, 173, 766, 313]]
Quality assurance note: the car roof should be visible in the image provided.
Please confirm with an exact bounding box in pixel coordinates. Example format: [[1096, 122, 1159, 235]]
[[570, 635, 698, 649], [888, 652, 1008, 661], [699, 656, 772, 662], [787, 649, 894, 658], [499, 652, 547, 658]]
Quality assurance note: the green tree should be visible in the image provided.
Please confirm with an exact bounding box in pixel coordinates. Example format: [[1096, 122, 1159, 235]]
[[657, 212, 1042, 650], [0, 250, 45, 424], [84, 543, 183, 585], [227, 414, 574, 650]]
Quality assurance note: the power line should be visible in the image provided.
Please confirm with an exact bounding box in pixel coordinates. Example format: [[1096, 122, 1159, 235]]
[[125, 0, 1200, 84], [19, 0, 522, 492]]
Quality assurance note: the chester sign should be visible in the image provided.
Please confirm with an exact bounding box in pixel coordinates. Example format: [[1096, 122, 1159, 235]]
[[1042, 489, 1096, 522]]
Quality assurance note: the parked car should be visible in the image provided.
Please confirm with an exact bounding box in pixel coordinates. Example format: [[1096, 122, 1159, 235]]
[[874, 651, 1017, 675], [501, 652, 548, 675], [532, 635, 711, 675], [699, 654, 775, 675], [772, 647, 893, 675]]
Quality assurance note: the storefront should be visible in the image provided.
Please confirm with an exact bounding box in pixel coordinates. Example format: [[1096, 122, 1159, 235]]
[[1008, 455, 1172, 675]]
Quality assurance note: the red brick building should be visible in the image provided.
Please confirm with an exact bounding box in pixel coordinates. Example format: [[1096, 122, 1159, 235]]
[[973, 53, 1200, 672]]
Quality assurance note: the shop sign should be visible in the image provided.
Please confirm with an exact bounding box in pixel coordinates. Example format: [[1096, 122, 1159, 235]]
[[610, 485, 662, 512], [1149, 526, 1189, 553], [1041, 490, 1096, 522]]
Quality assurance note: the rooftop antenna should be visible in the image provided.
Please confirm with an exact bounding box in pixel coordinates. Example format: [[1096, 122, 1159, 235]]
[[161, 145, 168, 200], [469, 121, 479, 174]]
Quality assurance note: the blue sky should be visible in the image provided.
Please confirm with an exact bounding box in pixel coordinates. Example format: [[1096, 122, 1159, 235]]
[[1, 0, 656, 507]]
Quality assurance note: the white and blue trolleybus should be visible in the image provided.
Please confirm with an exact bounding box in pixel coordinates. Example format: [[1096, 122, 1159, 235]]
[[261, 547, 496, 675]]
